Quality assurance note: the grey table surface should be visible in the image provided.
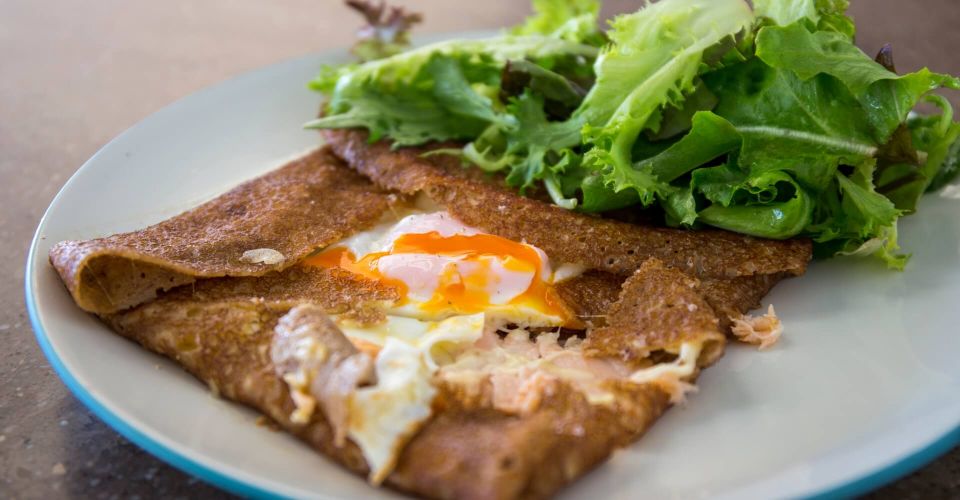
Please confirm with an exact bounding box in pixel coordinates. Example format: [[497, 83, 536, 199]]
[[2, 0, 958, 498]]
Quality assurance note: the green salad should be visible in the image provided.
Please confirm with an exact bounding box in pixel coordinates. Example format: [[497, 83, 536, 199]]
[[307, 0, 960, 269]]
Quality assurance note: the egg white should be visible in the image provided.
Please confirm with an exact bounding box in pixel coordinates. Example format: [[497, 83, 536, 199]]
[[331, 209, 579, 326], [334, 313, 485, 483]]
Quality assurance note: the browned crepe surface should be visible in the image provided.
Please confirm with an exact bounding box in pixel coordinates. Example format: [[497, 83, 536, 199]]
[[555, 270, 783, 333], [163, 265, 399, 315], [322, 129, 813, 281], [49, 148, 394, 315], [50, 141, 812, 499], [553, 271, 623, 329], [584, 259, 725, 367]]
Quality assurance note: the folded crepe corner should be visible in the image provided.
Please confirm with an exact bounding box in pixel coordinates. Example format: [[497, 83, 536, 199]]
[[48, 147, 393, 315]]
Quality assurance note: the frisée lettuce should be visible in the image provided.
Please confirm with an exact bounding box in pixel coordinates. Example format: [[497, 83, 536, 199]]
[[307, 0, 960, 269]]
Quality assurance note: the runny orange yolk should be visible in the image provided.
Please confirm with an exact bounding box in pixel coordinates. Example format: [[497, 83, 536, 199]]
[[303, 231, 575, 325]]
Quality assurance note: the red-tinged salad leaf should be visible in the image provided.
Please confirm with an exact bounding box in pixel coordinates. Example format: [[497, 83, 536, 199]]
[[346, 0, 423, 62]]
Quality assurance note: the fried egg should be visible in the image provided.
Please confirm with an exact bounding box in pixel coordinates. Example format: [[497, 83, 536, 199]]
[[292, 207, 705, 483], [304, 209, 583, 327]]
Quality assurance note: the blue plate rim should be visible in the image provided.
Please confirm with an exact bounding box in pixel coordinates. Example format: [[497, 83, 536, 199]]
[[25, 274, 284, 499]]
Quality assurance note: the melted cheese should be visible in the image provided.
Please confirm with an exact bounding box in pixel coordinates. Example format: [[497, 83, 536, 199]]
[[335, 313, 485, 483], [629, 342, 702, 404], [348, 339, 435, 484]]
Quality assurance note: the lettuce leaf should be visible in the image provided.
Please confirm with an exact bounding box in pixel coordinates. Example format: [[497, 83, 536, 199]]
[[579, 0, 754, 205], [637, 111, 741, 183], [500, 60, 586, 120], [753, 0, 855, 38], [756, 22, 959, 139], [756, 23, 899, 96], [699, 20, 958, 264], [308, 0, 960, 269], [464, 0, 753, 205], [697, 173, 815, 238], [305, 35, 598, 145], [915, 104, 960, 194], [752, 0, 819, 27], [513, 0, 604, 46]]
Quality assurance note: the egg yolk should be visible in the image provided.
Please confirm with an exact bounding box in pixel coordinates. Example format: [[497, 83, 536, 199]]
[[303, 231, 575, 325]]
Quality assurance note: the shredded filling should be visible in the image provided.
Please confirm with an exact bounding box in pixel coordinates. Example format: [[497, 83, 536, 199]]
[[731, 305, 782, 350]]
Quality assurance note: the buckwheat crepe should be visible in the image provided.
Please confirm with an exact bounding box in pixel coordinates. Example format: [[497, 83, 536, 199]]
[[50, 138, 810, 499]]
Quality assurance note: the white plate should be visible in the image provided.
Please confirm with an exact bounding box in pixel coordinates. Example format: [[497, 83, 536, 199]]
[[25, 34, 960, 500]]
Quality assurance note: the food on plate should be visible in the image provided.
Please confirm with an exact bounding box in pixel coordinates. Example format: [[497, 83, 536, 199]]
[[50, 142, 810, 496], [48, 0, 957, 498], [309, 0, 960, 269]]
